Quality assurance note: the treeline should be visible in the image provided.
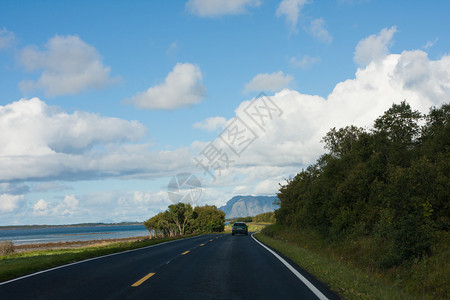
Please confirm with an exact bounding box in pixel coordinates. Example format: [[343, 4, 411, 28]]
[[276, 101, 449, 268], [228, 212, 276, 223], [253, 212, 276, 223], [144, 203, 225, 237]]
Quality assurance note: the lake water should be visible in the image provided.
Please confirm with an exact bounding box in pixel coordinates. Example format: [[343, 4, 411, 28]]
[[0, 225, 149, 245]]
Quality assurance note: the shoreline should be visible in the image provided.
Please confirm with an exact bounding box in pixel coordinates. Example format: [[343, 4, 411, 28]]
[[14, 235, 150, 253], [0, 223, 144, 231]]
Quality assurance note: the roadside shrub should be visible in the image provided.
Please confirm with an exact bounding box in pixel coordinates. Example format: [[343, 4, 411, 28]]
[[235, 216, 253, 222], [0, 240, 15, 255]]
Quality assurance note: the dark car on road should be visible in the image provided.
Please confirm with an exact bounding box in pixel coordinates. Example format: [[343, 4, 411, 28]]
[[232, 222, 248, 235]]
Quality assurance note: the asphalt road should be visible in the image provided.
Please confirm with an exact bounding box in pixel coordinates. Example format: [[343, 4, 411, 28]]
[[0, 233, 338, 299]]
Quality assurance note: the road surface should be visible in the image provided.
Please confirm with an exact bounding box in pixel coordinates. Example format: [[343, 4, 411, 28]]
[[0, 233, 338, 299]]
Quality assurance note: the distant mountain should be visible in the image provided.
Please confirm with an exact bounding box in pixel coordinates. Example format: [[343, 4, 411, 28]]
[[219, 195, 278, 219]]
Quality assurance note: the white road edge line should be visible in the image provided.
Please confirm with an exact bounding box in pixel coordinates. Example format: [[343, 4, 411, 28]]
[[251, 233, 328, 300], [0, 234, 210, 286]]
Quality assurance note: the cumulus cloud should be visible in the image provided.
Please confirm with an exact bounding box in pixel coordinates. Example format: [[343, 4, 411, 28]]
[[276, 0, 308, 31], [0, 98, 146, 156], [244, 71, 293, 92], [18, 35, 117, 96], [31, 189, 172, 223], [193, 116, 227, 131], [289, 55, 320, 69], [0, 27, 15, 50], [0, 98, 195, 182], [33, 194, 79, 216], [392, 50, 450, 101], [186, 0, 261, 17], [193, 50, 449, 197], [0, 194, 25, 213], [254, 176, 284, 195], [128, 63, 206, 110], [354, 26, 397, 67], [2, 47, 449, 223], [309, 18, 333, 44]]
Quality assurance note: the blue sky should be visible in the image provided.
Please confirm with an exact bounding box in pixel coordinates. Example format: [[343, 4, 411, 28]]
[[0, 0, 449, 225]]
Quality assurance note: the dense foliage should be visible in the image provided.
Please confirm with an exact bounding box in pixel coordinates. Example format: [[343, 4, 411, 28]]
[[144, 203, 225, 237], [229, 216, 253, 222], [276, 101, 449, 268], [253, 212, 276, 223]]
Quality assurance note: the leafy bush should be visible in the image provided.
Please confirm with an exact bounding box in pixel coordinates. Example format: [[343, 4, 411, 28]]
[[253, 212, 276, 223], [0, 240, 15, 255]]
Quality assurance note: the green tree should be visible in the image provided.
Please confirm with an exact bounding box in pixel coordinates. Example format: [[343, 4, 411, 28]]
[[167, 203, 193, 235], [144, 212, 177, 237], [275, 101, 449, 267], [322, 125, 365, 158], [374, 101, 422, 145], [253, 212, 276, 223], [192, 205, 225, 233]]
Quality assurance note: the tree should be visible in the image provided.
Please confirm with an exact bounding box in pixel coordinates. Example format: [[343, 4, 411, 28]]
[[322, 125, 365, 158], [253, 212, 276, 223], [275, 101, 449, 267], [145, 204, 225, 237], [144, 212, 176, 237], [192, 205, 225, 233], [167, 203, 193, 235], [373, 101, 422, 145]]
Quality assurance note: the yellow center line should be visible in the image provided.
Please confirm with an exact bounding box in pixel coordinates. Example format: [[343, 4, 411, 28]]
[[131, 272, 155, 287], [200, 243, 205, 246], [210, 239, 213, 242], [181, 250, 190, 255]]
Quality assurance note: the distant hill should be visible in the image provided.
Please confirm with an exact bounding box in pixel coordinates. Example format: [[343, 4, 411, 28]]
[[219, 195, 278, 219]]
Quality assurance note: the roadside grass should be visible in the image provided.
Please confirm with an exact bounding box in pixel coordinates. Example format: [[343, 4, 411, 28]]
[[0, 234, 200, 283], [255, 225, 449, 300]]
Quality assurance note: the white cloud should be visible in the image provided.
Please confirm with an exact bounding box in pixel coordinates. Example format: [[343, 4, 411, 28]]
[[254, 177, 284, 195], [0, 98, 146, 156], [0, 194, 24, 213], [194, 50, 449, 196], [3, 48, 450, 224], [392, 50, 450, 101], [289, 55, 320, 69], [309, 18, 333, 44], [33, 189, 171, 222], [193, 116, 227, 131], [128, 63, 206, 110], [33, 195, 79, 217], [33, 199, 48, 216], [244, 71, 293, 92], [0, 98, 196, 182], [354, 26, 397, 67], [0, 27, 15, 50], [18, 35, 117, 96], [422, 37, 438, 50], [276, 0, 308, 31], [186, 0, 261, 17]]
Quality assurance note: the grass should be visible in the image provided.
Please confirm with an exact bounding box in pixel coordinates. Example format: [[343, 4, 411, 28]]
[[255, 224, 449, 300], [0, 234, 199, 283]]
